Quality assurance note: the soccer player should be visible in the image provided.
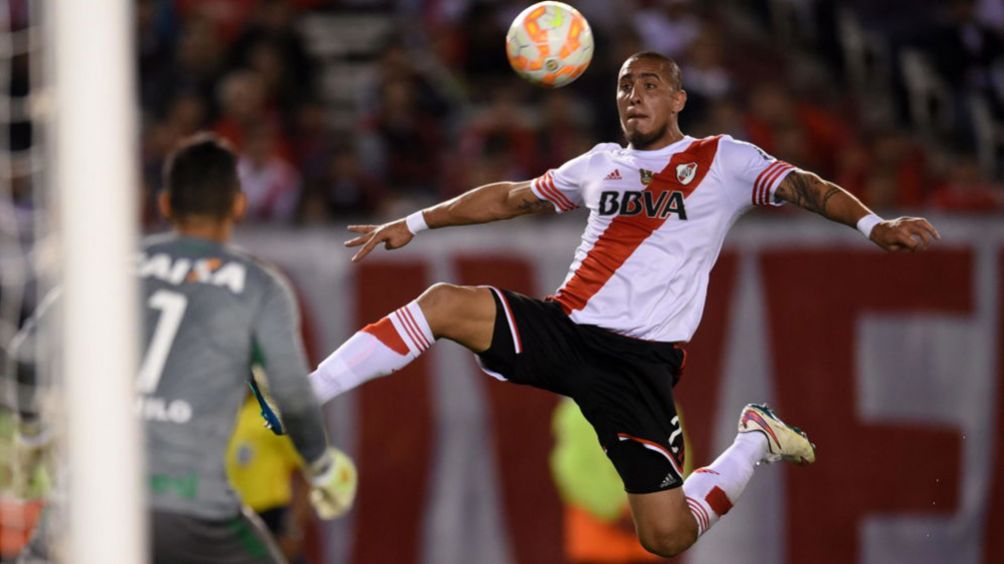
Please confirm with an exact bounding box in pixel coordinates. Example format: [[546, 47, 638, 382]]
[[12, 134, 358, 564], [310, 52, 940, 557]]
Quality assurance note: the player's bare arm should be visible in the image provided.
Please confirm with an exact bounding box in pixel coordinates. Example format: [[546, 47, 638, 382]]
[[775, 169, 941, 252], [345, 180, 550, 262]]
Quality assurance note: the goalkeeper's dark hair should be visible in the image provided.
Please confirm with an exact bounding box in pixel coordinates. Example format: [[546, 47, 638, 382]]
[[626, 51, 683, 91], [162, 133, 240, 220]]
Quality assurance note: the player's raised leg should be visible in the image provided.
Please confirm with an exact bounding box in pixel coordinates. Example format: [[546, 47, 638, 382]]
[[310, 283, 496, 402], [628, 488, 699, 557], [628, 404, 815, 557]]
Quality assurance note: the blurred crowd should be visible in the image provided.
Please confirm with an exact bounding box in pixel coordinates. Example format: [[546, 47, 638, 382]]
[[112, 0, 1004, 224]]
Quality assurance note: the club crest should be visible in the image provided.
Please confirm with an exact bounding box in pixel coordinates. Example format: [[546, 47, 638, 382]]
[[639, 169, 654, 186], [676, 162, 698, 185]]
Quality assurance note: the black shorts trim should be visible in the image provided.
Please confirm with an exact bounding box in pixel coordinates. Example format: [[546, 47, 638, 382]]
[[475, 287, 520, 382], [476, 288, 687, 493]]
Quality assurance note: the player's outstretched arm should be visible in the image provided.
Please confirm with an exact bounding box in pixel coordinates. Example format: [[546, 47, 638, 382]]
[[345, 180, 551, 262], [253, 275, 330, 459], [253, 272, 359, 517], [774, 170, 941, 252]]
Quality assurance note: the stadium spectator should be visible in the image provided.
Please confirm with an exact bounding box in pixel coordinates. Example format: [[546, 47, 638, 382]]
[[289, 100, 335, 195], [679, 26, 733, 126], [214, 69, 289, 157], [897, 0, 1004, 147], [145, 15, 225, 121], [532, 91, 593, 169], [362, 39, 457, 122], [228, 0, 319, 121], [928, 153, 1004, 211], [630, 0, 702, 59], [364, 77, 443, 198], [449, 134, 525, 200], [832, 141, 873, 200], [237, 123, 303, 223], [773, 122, 824, 174], [137, 0, 180, 114], [743, 83, 796, 156], [142, 94, 212, 224], [175, 0, 261, 43], [166, 92, 211, 137], [743, 81, 854, 178], [300, 141, 388, 222], [867, 129, 930, 208], [692, 97, 747, 139], [457, 85, 538, 185], [457, 3, 513, 82]]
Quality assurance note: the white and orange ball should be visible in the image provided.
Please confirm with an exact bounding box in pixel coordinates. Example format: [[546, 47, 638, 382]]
[[506, 1, 593, 88]]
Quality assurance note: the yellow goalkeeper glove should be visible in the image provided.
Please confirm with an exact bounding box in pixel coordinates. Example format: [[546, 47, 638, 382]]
[[306, 447, 357, 519]]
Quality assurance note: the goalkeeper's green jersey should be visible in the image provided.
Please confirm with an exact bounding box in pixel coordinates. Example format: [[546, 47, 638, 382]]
[[139, 234, 327, 519]]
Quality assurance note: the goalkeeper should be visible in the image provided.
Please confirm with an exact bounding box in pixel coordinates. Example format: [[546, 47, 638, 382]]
[[11, 134, 356, 564]]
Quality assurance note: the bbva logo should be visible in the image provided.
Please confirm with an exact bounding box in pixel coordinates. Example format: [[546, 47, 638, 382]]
[[598, 190, 687, 219]]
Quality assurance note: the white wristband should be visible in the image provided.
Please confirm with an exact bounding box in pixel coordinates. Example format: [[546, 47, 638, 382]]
[[856, 213, 882, 239], [405, 211, 429, 235]]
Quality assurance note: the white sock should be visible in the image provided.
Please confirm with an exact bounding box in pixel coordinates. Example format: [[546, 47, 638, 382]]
[[682, 432, 768, 536], [311, 300, 434, 403]]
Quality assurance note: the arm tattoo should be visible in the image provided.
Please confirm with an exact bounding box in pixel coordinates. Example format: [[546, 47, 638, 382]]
[[819, 186, 840, 212], [517, 195, 553, 213], [780, 172, 839, 215]]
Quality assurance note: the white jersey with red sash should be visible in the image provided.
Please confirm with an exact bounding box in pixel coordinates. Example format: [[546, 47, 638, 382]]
[[530, 134, 795, 342]]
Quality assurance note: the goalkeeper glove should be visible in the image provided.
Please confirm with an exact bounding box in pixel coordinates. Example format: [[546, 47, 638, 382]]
[[306, 447, 358, 519]]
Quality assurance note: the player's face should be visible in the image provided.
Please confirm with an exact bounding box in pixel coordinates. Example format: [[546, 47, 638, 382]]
[[616, 58, 685, 149]]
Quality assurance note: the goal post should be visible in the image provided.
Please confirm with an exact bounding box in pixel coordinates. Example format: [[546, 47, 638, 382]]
[[50, 0, 144, 562]]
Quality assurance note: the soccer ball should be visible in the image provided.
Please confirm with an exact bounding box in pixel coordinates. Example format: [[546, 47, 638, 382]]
[[506, 1, 593, 88]]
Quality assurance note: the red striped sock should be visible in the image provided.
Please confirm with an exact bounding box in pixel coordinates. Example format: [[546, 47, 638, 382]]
[[383, 302, 434, 355], [682, 432, 765, 536], [311, 300, 434, 402]]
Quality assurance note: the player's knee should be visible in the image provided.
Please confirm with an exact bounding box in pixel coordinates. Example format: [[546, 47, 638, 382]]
[[417, 283, 483, 335], [416, 283, 496, 347], [418, 283, 468, 315], [637, 523, 696, 558]]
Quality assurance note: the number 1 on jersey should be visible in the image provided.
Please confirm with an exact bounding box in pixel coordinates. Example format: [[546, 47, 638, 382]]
[[137, 289, 187, 394]]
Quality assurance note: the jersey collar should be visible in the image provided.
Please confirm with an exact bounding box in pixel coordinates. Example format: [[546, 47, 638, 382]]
[[623, 135, 694, 157]]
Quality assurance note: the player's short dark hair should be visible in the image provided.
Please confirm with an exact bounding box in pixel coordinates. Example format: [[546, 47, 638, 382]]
[[162, 133, 240, 220], [626, 51, 683, 91]]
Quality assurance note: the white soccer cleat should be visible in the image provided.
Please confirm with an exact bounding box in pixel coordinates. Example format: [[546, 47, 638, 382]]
[[738, 403, 816, 465]]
